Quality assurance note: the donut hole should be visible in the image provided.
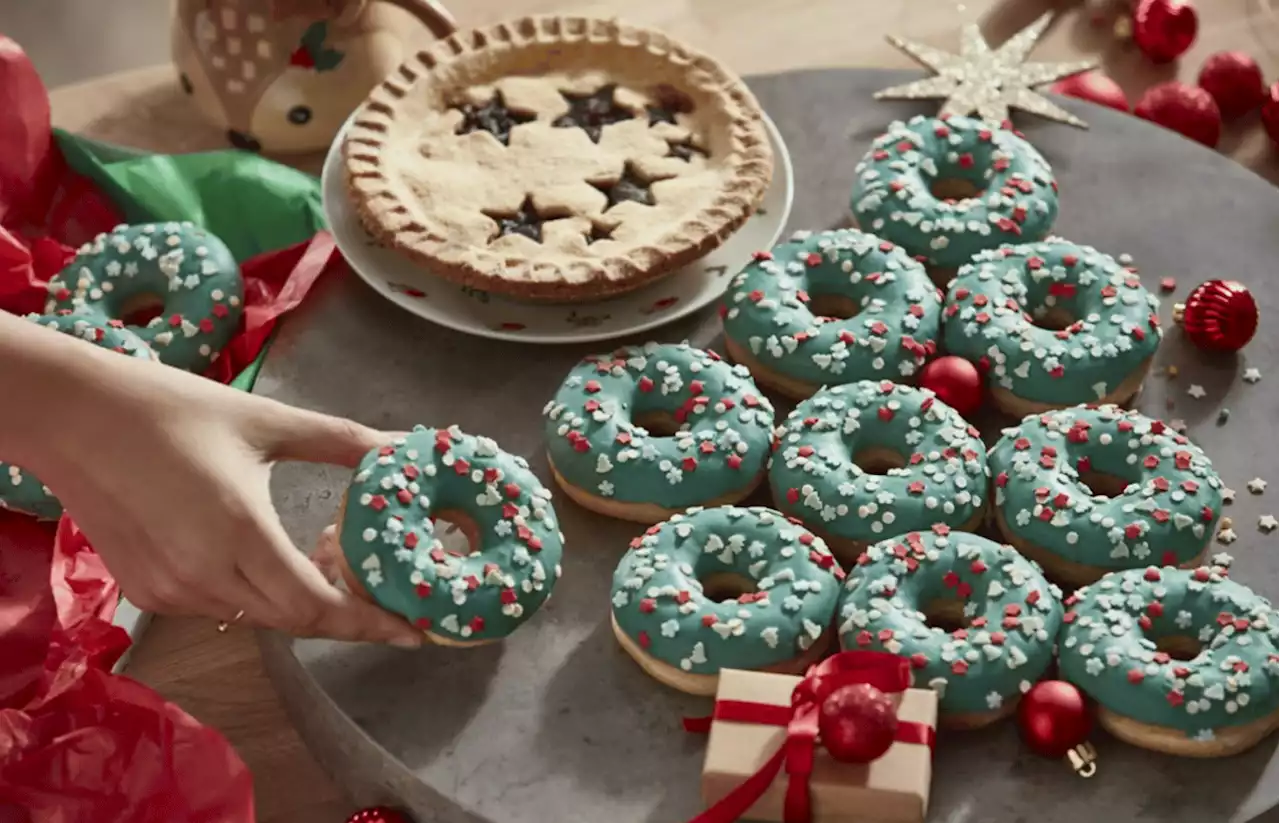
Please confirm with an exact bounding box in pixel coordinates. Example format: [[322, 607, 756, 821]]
[[1079, 468, 1131, 499], [1154, 634, 1203, 661], [929, 177, 985, 202], [699, 571, 758, 603], [808, 294, 862, 321], [633, 410, 683, 437], [853, 447, 908, 475], [922, 598, 968, 632], [430, 508, 479, 557], [119, 293, 165, 327], [1030, 306, 1075, 332]]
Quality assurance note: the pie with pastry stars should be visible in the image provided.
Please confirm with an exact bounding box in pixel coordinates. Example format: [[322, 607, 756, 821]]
[[343, 15, 774, 302]]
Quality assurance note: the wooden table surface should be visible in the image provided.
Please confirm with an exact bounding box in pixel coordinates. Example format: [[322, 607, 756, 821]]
[[47, 1, 1278, 820]]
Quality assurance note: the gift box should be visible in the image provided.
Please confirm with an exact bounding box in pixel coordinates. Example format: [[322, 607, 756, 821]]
[[696, 653, 937, 823]]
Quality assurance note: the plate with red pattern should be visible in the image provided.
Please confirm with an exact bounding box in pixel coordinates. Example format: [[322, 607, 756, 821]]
[[321, 115, 794, 344]]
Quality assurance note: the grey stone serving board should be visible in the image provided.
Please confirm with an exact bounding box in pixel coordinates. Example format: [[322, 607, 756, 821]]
[[256, 69, 1279, 823]]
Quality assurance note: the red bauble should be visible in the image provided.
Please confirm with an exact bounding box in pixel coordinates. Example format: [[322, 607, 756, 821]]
[[1131, 0, 1198, 63], [1017, 681, 1092, 758], [1197, 51, 1266, 119], [345, 808, 414, 823], [919, 356, 982, 417], [1174, 279, 1259, 352], [1050, 72, 1130, 112], [819, 683, 899, 763], [1262, 83, 1279, 142], [1134, 82, 1221, 148]]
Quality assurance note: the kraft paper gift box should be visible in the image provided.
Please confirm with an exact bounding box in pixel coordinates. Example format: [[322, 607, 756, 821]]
[[699, 668, 938, 823]]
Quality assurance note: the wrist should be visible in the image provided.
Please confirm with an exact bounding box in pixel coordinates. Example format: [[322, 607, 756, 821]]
[[0, 312, 125, 469]]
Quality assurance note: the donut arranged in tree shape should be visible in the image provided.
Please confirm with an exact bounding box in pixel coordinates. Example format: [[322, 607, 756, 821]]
[[850, 115, 1060, 287], [544, 342, 774, 524], [0, 314, 158, 521], [334, 425, 563, 646], [768, 380, 988, 566], [836, 530, 1063, 729], [611, 505, 843, 695], [1058, 557, 1278, 757], [943, 239, 1161, 416], [44, 222, 244, 373], [988, 405, 1223, 587], [720, 228, 942, 400]]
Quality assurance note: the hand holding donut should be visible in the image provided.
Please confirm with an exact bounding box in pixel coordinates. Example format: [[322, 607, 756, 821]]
[[0, 311, 423, 647]]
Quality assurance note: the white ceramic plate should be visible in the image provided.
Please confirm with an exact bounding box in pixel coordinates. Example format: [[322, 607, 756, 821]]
[[321, 114, 794, 344]]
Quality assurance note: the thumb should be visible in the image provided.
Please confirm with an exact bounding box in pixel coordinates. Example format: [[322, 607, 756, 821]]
[[262, 406, 391, 467]]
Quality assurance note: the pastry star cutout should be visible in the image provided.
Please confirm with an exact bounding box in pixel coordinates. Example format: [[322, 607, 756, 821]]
[[553, 85, 635, 143], [592, 163, 658, 210], [1247, 477, 1268, 494], [875, 12, 1096, 128], [483, 196, 549, 243]]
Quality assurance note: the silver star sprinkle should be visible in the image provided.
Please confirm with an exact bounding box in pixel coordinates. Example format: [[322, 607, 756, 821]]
[[1259, 515, 1278, 534], [875, 12, 1096, 128], [1247, 478, 1268, 494], [1243, 367, 1261, 384], [1186, 384, 1207, 399]]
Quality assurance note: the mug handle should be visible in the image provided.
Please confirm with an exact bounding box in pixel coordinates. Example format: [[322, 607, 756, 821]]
[[389, 0, 457, 39]]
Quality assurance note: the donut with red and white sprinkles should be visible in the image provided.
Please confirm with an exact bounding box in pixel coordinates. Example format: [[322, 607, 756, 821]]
[[45, 222, 243, 372], [544, 342, 774, 524], [720, 228, 942, 400], [837, 530, 1063, 728], [1058, 557, 1278, 757], [336, 425, 563, 646], [989, 404, 1223, 587], [850, 115, 1059, 283], [768, 380, 988, 565], [943, 239, 1161, 415]]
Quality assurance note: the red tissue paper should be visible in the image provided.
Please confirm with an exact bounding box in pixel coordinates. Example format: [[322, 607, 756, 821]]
[[0, 34, 341, 823]]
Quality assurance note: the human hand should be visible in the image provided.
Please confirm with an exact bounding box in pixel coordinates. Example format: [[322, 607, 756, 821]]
[[24, 341, 422, 647]]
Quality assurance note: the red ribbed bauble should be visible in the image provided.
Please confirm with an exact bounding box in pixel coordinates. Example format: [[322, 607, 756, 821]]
[[1134, 82, 1221, 148], [1050, 72, 1130, 112], [819, 683, 899, 763], [345, 808, 413, 823], [1173, 280, 1259, 353], [1197, 51, 1266, 119], [919, 356, 982, 417], [1131, 0, 1198, 63], [1263, 83, 1279, 142], [1017, 681, 1092, 758]]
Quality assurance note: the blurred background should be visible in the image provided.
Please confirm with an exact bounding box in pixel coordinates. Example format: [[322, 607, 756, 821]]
[[1, 0, 170, 86]]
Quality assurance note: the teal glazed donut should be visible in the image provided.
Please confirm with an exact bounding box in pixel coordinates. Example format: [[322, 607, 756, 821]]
[[45, 222, 243, 372], [0, 314, 157, 521], [611, 505, 844, 695], [544, 342, 774, 523], [989, 404, 1223, 587], [1058, 558, 1279, 756], [720, 228, 942, 399], [850, 115, 1059, 274], [338, 425, 563, 645], [768, 380, 987, 562], [943, 239, 1161, 414], [837, 529, 1063, 726]]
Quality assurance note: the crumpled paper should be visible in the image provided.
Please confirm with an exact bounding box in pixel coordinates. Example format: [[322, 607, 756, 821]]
[[0, 33, 342, 823]]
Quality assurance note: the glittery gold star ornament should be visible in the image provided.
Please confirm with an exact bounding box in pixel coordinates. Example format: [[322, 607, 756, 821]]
[[875, 12, 1097, 128]]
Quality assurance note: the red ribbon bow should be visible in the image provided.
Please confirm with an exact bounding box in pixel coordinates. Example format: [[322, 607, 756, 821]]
[[684, 651, 935, 823]]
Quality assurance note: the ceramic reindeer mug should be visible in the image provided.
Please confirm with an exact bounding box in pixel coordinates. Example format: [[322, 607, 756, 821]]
[[171, 0, 455, 154]]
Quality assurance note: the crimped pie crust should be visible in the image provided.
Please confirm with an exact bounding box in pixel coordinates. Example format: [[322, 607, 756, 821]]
[[343, 15, 774, 301]]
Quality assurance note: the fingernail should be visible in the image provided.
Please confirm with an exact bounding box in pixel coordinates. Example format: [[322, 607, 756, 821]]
[[390, 635, 423, 649]]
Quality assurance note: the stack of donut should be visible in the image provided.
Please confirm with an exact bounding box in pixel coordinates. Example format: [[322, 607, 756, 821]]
[[530, 114, 1277, 754], [317, 114, 1276, 758]]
